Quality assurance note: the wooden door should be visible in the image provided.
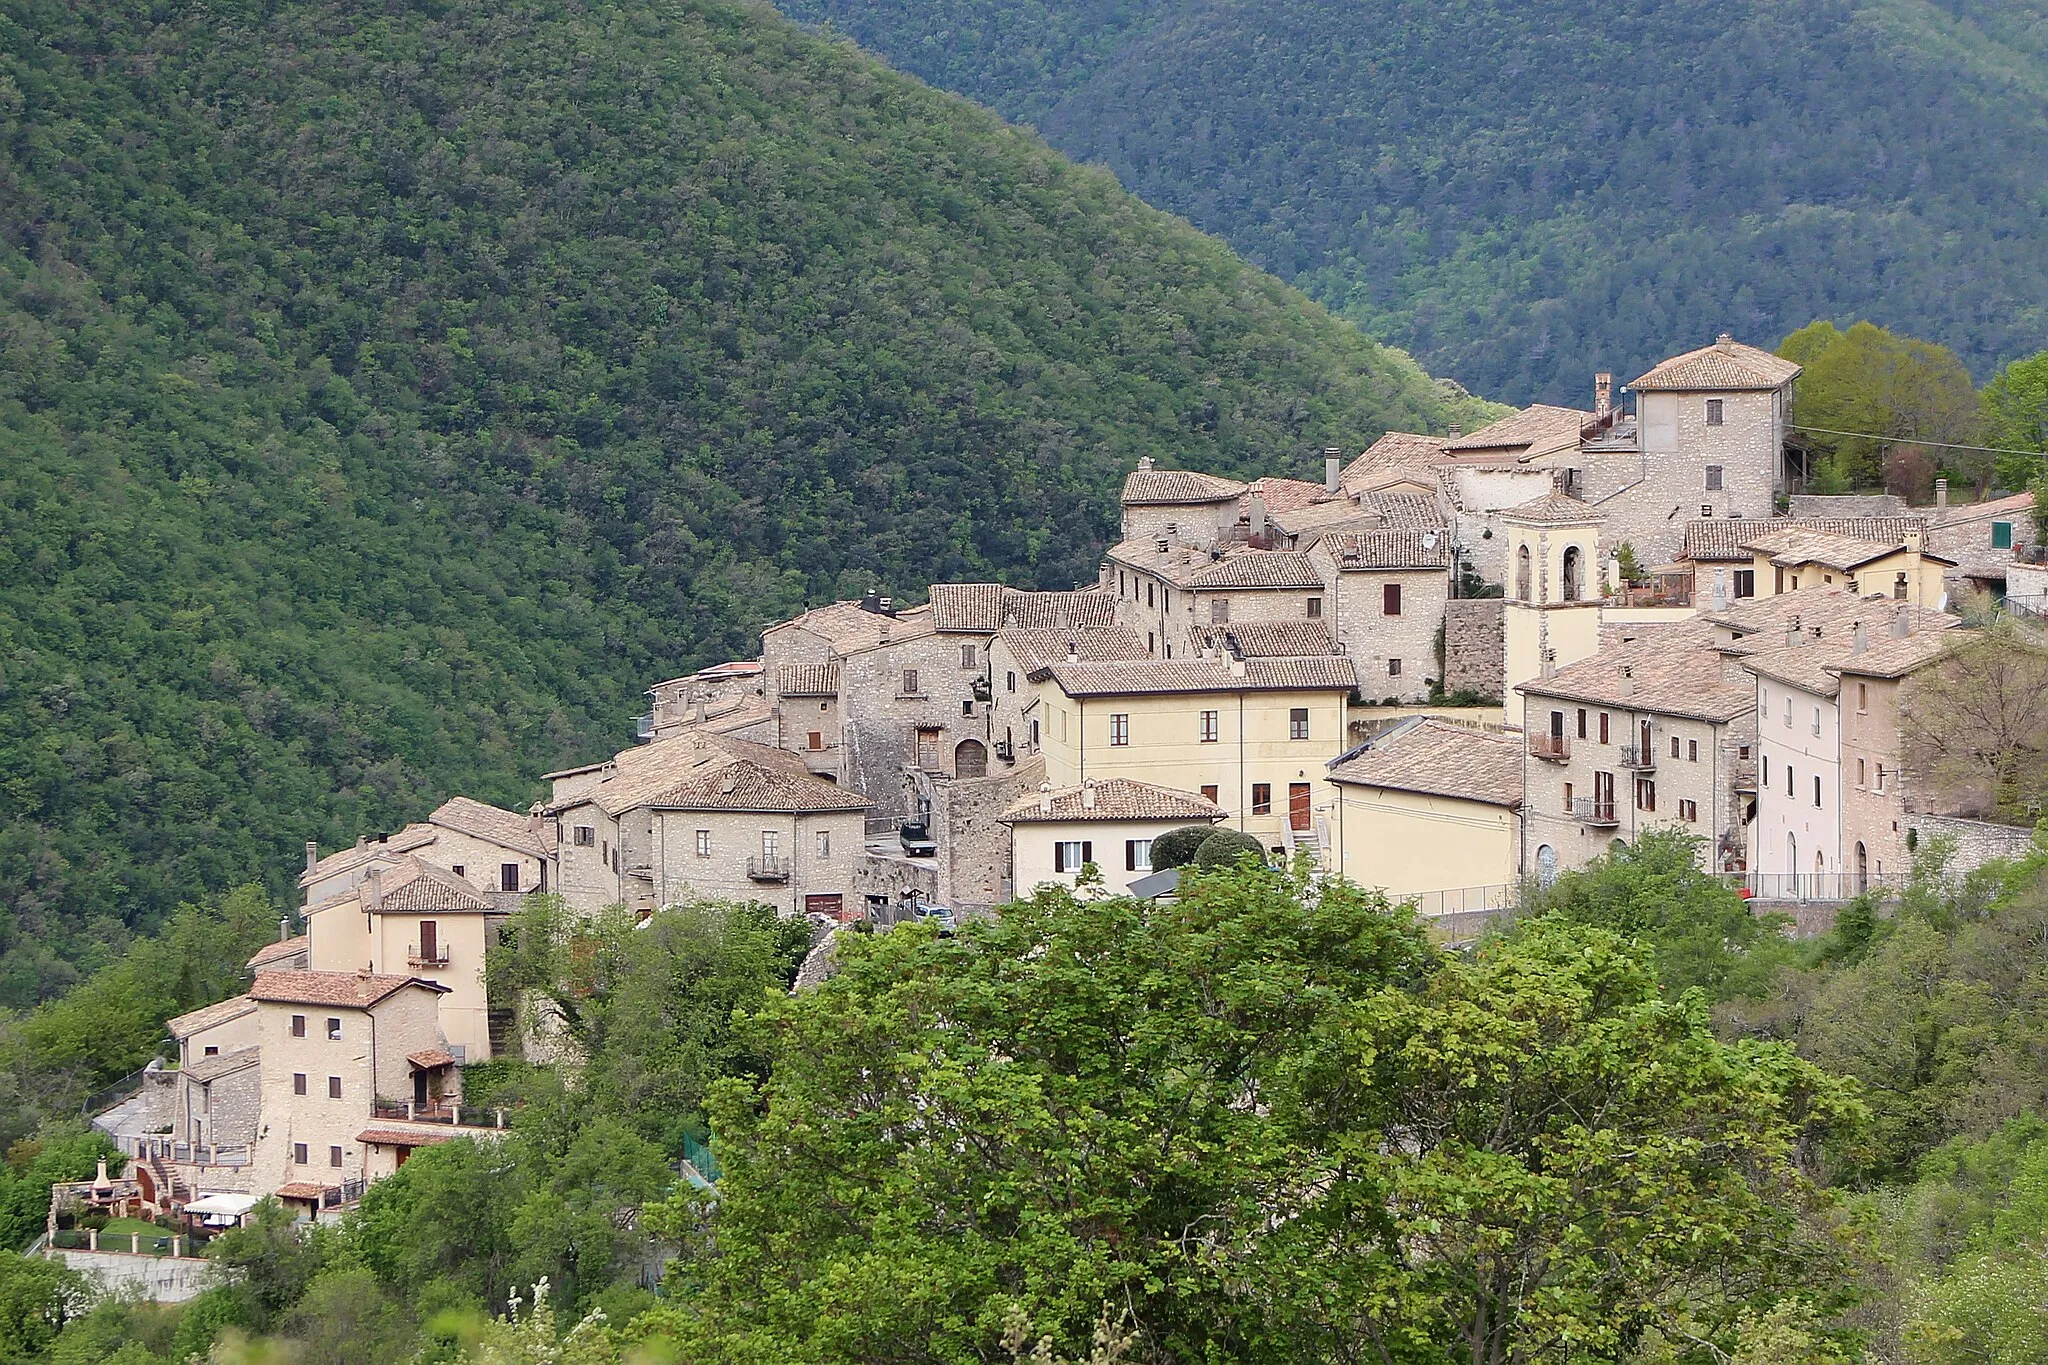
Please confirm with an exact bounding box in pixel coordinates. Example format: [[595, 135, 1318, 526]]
[[1288, 783, 1312, 831]]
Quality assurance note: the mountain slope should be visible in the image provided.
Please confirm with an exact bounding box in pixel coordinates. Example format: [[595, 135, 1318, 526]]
[[0, 0, 1489, 999], [780, 0, 2048, 404]]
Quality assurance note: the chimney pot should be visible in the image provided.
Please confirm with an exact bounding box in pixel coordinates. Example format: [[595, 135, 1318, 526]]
[[1137, 455, 1154, 472], [1324, 447, 1342, 493], [1446, 423, 1462, 439], [1249, 493, 1268, 538], [278, 917, 291, 943], [1081, 779, 1097, 811], [1894, 604, 1912, 638], [1935, 477, 1949, 511], [1853, 621, 1868, 654], [1716, 332, 1735, 352], [305, 840, 320, 874]]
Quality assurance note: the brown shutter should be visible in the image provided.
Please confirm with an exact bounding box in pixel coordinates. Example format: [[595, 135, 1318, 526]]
[[1082, 842, 1093, 868]]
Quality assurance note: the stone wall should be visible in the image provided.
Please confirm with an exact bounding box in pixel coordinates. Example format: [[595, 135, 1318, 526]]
[[1442, 599, 1506, 700], [51, 1249, 214, 1303], [1790, 494, 1907, 518], [1906, 814, 2042, 881]]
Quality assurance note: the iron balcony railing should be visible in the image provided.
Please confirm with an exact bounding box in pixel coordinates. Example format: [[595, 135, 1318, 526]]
[[1620, 743, 1656, 771], [1571, 797, 1620, 826], [746, 855, 791, 883], [1530, 734, 1570, 761], [408, 945, 450, 968]]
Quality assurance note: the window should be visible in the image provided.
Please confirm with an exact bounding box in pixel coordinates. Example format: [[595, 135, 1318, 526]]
[[1053, 840, 1092, 873], [1786, 764, 1794, 796], [1383, 583, 1402, 616], [761, 830, 780, 860], [961, 643, 978, 669], [293, 1073, 307, 1096], [1562, 545, 1583, 601], [1289, 708, 1310, 740], [1763, 754, 1770, 786], [328, 1075, 342, 1099], [1688, 739, 1698, 762], [1993, 520, 2014, 549], [1637, 778, 1656, 812], [1598, 712, 1609, 744], [1147, 583, 1155, 608], [1857, 758, 1867, 787], [1784, 697, 1792, 727], [330, 1146, 344, 1168], [1876, 764, 1887, 794], [962, 700, 975, 717], [901, 668, 920, 696], [1199, 710, 1219, 743], [1563, 781, 1575, 814], [1814, 775, 1823, 808], [1006, 670, 1017, 693], [1252, 783, 1273, 815], [695, 829, 711, 857], [1857, 682, 1868, 712], [1737, 744, 1751, 761], [1388, 658, 1403, 677], [815, 830, 830, 858], [1209, 599, 1229, 624], [1734, 569, 1755, 598], [574, 825, 595, 847], [1576, 709, 1588, 740], [419, 919, 438, 964], [1126, 839, 1153, 872], [327, 1017, 342, 1041], [1110, 713, 1130, 746], [451, 864, 464, 878], [1705, 464, 1723, 490], [291, 1015, 306, 1039], [294, 1143, 309, 1165], [204, 1045, 219, 1057], [1813, 706, 1822, 737], [807, 731, 824, 750], [1030, 719, 1040, 747], [1670, 735, 1680, 758], [1307, 596, 1323, 619], [1705, 399, 1724, 426], [501, 863, 519, 892], [1679, 798, 1698, 822]]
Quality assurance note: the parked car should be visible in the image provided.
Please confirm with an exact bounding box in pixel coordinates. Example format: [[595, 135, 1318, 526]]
[[912, 903, 958, 933]]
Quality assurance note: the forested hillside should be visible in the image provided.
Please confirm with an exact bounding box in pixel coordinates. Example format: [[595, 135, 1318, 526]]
[[0, 0, 1493, 999], [782, 0, 2048, 404]]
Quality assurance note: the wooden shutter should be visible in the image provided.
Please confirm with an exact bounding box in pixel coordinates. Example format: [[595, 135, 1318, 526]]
[[1125, 841, 1137, 872], [419, 920, 438, 963], [1081, 841, 1093, 868]]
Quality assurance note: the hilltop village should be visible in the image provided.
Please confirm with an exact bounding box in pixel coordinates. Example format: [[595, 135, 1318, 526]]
[[88, 335, 2043, 1220]]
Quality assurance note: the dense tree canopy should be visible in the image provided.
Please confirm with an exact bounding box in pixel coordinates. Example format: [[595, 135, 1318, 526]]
[[0, 0, 1496, 997]]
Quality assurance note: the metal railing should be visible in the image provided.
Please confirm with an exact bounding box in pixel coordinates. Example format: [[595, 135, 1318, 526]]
[[746, 855, 790, 883], [1720, 871, 1901, 903], [322, 1179, 368, 1209], [369, 1100, 509, 1128], [681, 1134, 721, 1188], [408, 945, 450, 968], [1530, 734, 1570, 761], [634, 713, 656, 740], [1571, 797, 1619, 826], [1620, 743, 1655, 770]]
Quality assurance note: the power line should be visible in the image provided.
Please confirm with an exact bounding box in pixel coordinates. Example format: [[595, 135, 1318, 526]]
[[1789, 424, 2045, 459]]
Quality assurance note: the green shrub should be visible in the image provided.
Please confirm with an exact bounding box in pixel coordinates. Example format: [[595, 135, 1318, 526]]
[[1193, 829, 1267, 868], [1148, 827, 1218, 871]]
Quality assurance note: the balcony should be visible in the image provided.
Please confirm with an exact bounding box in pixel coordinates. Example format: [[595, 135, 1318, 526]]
[[407, 945, 450, 969], [747, 854, 791, 883], [1620, 744, 1656, 771], [634, 712, 655, 740], [1530, 734, 1570, 762], [370, 1100, 511, 1128], [1571, 797, 1619, 827]]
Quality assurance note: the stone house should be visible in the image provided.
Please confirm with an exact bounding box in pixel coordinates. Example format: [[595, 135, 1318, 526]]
[[1000, 777, 1225, 897], [1676, 514, 1931, 606], [642, 660, 768, 741], [1038, 655, 1358, 856], [544, 730, 871, 920], [1737, 526, 1953, 607], [1325, 718, 1523, 914], [1118, 459, 1247, 547], [987, 624, 1147, 766], [1305, 530, 1452, 702], [301, 796, 551, 910], [1928, 486, 2038, 599]]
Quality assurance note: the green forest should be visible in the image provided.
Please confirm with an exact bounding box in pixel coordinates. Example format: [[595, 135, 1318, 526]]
[[777, 0, 2048, 405], [0, 0, 1498, 1002], [12, 843, 2048, 1362]]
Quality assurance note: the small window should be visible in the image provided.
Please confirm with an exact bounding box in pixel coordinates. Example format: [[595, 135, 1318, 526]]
[[1876, 764, 1887, 794], [328, 1075, 342, 1099], [1576, 709, 1587, 740], [1763, 754, 1770, 786], [291, 1015, 306, 1039], [1733, 569, 1755, 598], [1637, 779, 1656, 812], [1199, 710, 1219, 743], [1147, 582, 1156, 608], [451, 864, 464, 878], [1289, 707, 1310, 740], [1857, 758, 1867, 787], [1688, 739, 1698, 762], [1786, 764, 1794, 796], [695, 829, 711, 857], [1209, 599, 1229, 624], [293, 1073, 307, 1096], [330, 1146, 344, 1168], [1388, 658, 1402, 677], [327, 1017, 342, 1041], [294, 1143, 309, 1165], [1126, 839, 1153, 872], [1702, 505, 1715, 518], [1857, 682, 1868, 712], [1200, 784, 1219, 802], [1252, 783, 1273, 815], [1705, 398, 1724, 426], [902, 668, 920, 695], [1383, 582, 1402, 616], [1705, 464, 1723, 490], [1563, 781, 1575, 814], [574, 825, 595, 847], [1598, 713, 1609, 744], [807, 731, 824, 750], [816, 830, 830, 858], [1110, 713, 1130, 746], [961, 643, 978, 669], [962, 700, 975, 717], [1739, 745, 1750, 761], [1993, 520, 2014, 549], [1680, 798, 1698, 822], [501, 863, 520, 893], [204, 1045, 219, 1057], [1670, 735, 1680, 758], [1814, 775, 1823, 808], [1306, 596, 1323, 619], [1006, 671, 1017, 693], [1053, 840, 1092, 873]]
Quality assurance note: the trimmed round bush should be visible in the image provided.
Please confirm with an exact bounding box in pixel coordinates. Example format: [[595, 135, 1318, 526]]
[[1192, 828, 1267, 868], [1148, 825, 1218, 870]]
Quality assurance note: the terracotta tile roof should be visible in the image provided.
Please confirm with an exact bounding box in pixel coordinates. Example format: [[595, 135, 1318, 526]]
[[928, 583, 1007, 633], [1501, 488, 1601, 525], [183, 1047, 261, 1083], [548, 731, 869, 816], [1630, 336, 1801, 391], [357, 1127, 460, 1147], [167, 995, 257, 1039], [766, 600, 937, 654], [1340, 431, 1449, 494], [360, 858, 494, 913], [1195, 621, 1340, 657], [246, 936, 308, 970], [1932, 490, 2034, 530], [1521, 622, 1756, 721], [1268, 498, 1386, 539], [776, 663, 840, 697], [1182, 550, 1323, 590], [407, 1048, 456, 1069], [249, 970, 445, 1009], [1740, 638, 1855, 697], [1358, 490, 1447, 529], [1682, 515, 1930, 563], [1120, 465, 1247, 505], [1001, 590, 1118, 629], [1049, 656, 1358, 697], [1243, 477, 1330, 517], [1327, 719, 1523, 808], [300, 825, 438, 887], [1446, 405, 1588, 454], [1320, 529, 1452, 570], [1739, 526, 1955, 572], [274, 1182, 335, 1200], [1830, 628, 1964, 679], [429, 796, 547, 858], [1701, 586, 1950, 643], [997, 626, 1147, 680], [1105, 539, 1216, 586], [1001, 778, 1227, 824]]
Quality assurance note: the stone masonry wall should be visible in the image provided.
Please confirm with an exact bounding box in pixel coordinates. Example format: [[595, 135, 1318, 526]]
[[1906, 814, 2041, 882], [1443, 600, 1506, 700]]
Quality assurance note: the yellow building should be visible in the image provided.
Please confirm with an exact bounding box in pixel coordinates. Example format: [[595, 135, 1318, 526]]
[[1000, 778, 1225, 896], [1738, 526, 1953, 609], [1325, 719, 1523, 916], [1039, 656, 1357, 853]]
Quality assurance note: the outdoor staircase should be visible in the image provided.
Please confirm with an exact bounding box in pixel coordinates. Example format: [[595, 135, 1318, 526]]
[[147, 1153, 192, 1209], [487, 1004, 518, 1060]]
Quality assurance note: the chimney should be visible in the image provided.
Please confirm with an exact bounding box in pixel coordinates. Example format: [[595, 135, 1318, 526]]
[[1716, 332, 1735, 353], [1446, 423, 1462, 439], [355, 834, 367, 851], [1136, 455, 1155, 472], [1324, 447, 1343, 493], [1066, 643, 1079, 663], [1935, 477, 1949, 511], [694, 695, 707, 723], [1853, 621, 1868, 655], [1229, 657, 1247, 678], [365, 867, 383, 912], [305, 840, 320, 874], [861, 587, 881, 614], [1249, 493, 1268, 539], [1619, 665, 1635, 699], [1081, 778, 1097, 811], [1038, 782, 1054, 815], [278, 917, 291, 943], [1893, 604, 1912, 639], [879, 595, 896, 617], [1594, 372, 1612, 418], [1155, 537, 1170, 555]]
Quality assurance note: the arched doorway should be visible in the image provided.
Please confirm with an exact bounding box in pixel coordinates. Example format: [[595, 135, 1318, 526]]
[[1562, 545, 1583, 602], [1535, 844, 1557, 885], [953, 738, 987, 778], [1516, 545, 1533, 601], [1855, 841, 1868, 894]]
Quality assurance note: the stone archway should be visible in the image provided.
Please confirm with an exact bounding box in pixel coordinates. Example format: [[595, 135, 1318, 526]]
[[953, 738, 987, 778]]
